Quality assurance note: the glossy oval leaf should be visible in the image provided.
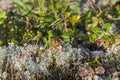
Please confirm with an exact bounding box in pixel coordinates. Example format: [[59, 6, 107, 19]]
[[92, 17, 98, 26], [42, 37, 48, 43], [61, 34, 70, 41], [0, 11, 7, 19], [12, 0, 30, 14], [91, 27, 102, 35], [103, 23, 111, 32], [47, 30, 54, 37]]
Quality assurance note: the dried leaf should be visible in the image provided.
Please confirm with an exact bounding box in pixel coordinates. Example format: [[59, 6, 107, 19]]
[[95, 66, 105, 74], [79, 63, 95, 79], [94, 75, 103, 80], [52, 39, 64, 51], [83, 63, 95, 75], [85, 76, 93, 80], [52, 39, 63, 46], [112, 71, 120, 78], [95, 39, 104, 47], [79, 71, 88, 77]]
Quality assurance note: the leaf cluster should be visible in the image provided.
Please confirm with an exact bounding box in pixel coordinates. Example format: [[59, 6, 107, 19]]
[[0, 0, 120, 51]]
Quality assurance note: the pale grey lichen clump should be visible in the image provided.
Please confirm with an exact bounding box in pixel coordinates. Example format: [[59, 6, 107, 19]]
[[0, 43, 40, 79], [0, 42, 120, 79], [1, 42, 120, 79], [106, 42, 120, 56], [54, 43, 83, 67], [39, 43, 84, 74], [0, 42, 84, 79]]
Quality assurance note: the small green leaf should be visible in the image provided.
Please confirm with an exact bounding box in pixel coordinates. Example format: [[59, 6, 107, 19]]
[[85, 10, 92, 19], [103, 23, 111, 32], [102, 35, 109, 41], [45, 17, 54, 23], [40, 17, 45, 21], [62, 1, 68, 8], [61, 34, 70, 41], [55, 0, 61, 10], [0, 11, 7, 25], [89, 36, 92, 42], [42, 37, 48, 43], [12, 0, 30, 14], [56, 23, 63, 32], [69, 15, 80, 26], [91, 34, 97, 40], [91, 27, 102, 35], [13, 0, 29, 10], [39, 11, 46, 17], [54, 12, 59, 20], [110, 34, 116, 41], [0, 11, 7, 19], [11, 38, 19, 45], [40, 23, 48, 28], [89, 34, 97, 42], [47, 30, 53, 37], [64, 29, 74, 36], [68, 28, 73, 33], [65, 12, 71, 18], [72, 5, 80, 12], [92, 17, 98, 26], [0, 19, 5, 25]]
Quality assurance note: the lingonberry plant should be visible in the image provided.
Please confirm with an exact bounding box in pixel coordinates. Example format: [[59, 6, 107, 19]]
[[0, 0, 119, 51]]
